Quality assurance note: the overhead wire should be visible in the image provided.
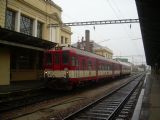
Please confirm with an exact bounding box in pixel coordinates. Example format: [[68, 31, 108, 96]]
[[106, 0, 141, 58], [61, 9, 107, 45], [111, 0, 140, 52], [107, 0, 135, 40], [112, 0, 140, 39]]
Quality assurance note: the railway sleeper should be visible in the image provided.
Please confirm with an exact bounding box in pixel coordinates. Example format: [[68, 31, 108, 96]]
[[89, 110, 113, 114], [82, 112, 110, 118], [78, 115, 107, 120]]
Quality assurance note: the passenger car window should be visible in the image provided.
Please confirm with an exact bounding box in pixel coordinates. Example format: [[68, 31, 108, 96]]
[[62, 51, 69, 64]]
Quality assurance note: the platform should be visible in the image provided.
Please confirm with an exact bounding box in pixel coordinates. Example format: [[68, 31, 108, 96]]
[[132, 72, 160, 120], [0, 80, 46, 94]]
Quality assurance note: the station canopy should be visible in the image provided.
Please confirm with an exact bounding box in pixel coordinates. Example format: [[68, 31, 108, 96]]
[[135, 1, 160, 66], [0, 27, 57, 51]]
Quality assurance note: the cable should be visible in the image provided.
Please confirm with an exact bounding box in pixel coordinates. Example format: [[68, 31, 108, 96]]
[[106, 0, 141, 56], [111, 0, 142, 54]]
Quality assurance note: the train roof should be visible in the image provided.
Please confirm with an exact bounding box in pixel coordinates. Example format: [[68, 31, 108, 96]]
[[118, 61, 131, 67], [62, 47, 119, 64]]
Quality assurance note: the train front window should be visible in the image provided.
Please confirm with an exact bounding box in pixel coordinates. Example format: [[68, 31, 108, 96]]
[[71, 56, 76, 66], [45, 53, 52, 66], [55, 53, 60, 64], [62, 51, 69, 64]]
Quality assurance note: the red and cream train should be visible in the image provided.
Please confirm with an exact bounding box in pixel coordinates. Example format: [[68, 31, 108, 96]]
[[43, 47, 131, 89]]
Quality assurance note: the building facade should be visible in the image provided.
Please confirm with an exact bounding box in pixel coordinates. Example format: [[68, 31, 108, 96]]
[[0, 0, 6, 27], [1, 0, 72, 44], [94, 46, 113, 59], [0, 0, 72, 85], [60, 27, 72, 46]]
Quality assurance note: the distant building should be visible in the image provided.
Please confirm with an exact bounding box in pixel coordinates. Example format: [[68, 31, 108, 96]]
[[72, 30, 113, 59], [93, 43, 113, 59], [114, 58, 129, 63]]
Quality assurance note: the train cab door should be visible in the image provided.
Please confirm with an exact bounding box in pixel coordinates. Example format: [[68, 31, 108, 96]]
[[44, 52, 53, 70], [95, 59, 98, 80], [53, 52, 61, 70], [82, 59, 86, 79], [71, 54, 77, 79], [75, 55, 79, 79], [112, 63, 115, 79]]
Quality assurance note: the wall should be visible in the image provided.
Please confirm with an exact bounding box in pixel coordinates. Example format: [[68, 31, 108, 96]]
[[0, 48, 10, 85], [94, 49, 113, 59], [11, 70, 43, 81], [60, 27, 72, 46], [0, 0, 6, 27], [9, 48, 44, 81]]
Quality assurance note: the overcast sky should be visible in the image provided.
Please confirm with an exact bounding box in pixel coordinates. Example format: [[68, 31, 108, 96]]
[[53, 0, 145, 64]]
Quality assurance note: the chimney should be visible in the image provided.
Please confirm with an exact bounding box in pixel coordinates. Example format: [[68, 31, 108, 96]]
[[85, 30, 90, 42], [85, 30, 90, 51]]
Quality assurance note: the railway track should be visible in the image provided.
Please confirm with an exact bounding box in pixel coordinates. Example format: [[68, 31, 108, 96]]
[[0, 76, 131, 113], [61, 73, 145, 120], [0, 73, 143, 120], [0, 87, 58, 112]]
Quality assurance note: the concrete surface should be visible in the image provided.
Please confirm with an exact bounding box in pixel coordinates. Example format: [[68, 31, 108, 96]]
[[139, 72, 160, 120]]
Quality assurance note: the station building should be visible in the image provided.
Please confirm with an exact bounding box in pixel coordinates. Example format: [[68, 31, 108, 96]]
[[93, 43, 113, 59], [0, 0, 72, 85]]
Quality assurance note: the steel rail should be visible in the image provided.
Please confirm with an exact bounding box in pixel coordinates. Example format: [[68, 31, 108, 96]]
[[0, 75, 135, 113], [107, 75, 144, 120], [0, 87, 56, 112], [62, 73, 145, 120]]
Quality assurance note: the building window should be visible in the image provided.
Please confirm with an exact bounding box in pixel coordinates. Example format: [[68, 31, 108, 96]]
[[37, 21, 43, 38], [11, 49, 35, 69], [20, 15, 33, 35], [65, 38, 68, 44], [5, 9, 16, 30], [61, 36, 64, 44]]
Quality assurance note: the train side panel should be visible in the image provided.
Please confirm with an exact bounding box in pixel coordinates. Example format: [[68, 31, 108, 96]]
[[44, 47, 131, 89]]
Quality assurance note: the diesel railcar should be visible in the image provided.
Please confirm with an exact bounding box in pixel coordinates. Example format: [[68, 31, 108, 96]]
[[43, 47, 131, 89]]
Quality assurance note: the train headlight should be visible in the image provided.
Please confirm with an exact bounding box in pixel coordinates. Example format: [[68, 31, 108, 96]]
[[44, 71, 48, 78], [64, 68, 69, 78]]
